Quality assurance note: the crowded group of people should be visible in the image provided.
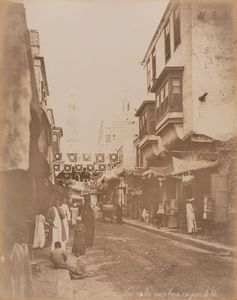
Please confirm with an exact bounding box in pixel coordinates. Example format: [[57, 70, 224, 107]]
[[32, 195, 96, 279], [33, 196, 95, 254]]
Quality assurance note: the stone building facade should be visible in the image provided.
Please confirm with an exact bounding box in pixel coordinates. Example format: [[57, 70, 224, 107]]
[[132, 0, 237, 238]]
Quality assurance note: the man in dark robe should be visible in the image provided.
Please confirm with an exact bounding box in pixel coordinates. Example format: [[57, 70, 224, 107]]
[[81, 199, 95, 247]]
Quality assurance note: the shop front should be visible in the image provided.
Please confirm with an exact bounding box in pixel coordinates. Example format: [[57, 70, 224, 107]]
[[172, 156, 230, 237]]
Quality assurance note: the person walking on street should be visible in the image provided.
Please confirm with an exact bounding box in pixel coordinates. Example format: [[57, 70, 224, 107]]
[[47, 200, 66, 251], [72, 217, 86, 256], [70, 203, 79, 227], [81, 199, 95, 247], [60, 198, 71, 241]]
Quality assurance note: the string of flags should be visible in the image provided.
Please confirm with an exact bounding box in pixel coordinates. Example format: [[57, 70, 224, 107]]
[[52, 152, 120, 173], [53, 162, 118, 173], [53, 152, 118, 163]]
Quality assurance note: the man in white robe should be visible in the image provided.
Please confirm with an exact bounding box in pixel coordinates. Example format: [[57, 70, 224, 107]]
[[47, 200, 63, 251], [60, 198, 71, 241], [186, 198, 197, 234]]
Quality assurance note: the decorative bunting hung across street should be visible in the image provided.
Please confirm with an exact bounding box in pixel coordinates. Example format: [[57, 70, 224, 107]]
[[75, 164, 83, 172], [87, 164, 94, 172], [53, 153, 62, 162], [95, 153, 105, 163], [53, 164, 61, 172], [98, 164, 106, 172], [64, 164, 72, 173], [67, 153, 77, 162], [83, 153, 91, 161], [109, 153, 118, 163]]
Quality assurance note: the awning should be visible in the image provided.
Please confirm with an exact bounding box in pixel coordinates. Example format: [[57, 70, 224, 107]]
[[106, 176, 120, 182], [172, 157, 219, 175], [142, 165, 173, 178], [116, 167, 146, 177]]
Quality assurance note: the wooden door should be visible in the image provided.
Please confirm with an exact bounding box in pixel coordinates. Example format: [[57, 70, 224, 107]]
[[211, 174, 228, 223]]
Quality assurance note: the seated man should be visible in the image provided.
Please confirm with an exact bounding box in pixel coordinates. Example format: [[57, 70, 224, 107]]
[[51, 242, 87, 279], [51, 241, 67, 268]]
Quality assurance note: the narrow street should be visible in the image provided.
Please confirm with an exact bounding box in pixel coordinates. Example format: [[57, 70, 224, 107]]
[[33, 221, 235, 299], [0, 0, 237, 299]]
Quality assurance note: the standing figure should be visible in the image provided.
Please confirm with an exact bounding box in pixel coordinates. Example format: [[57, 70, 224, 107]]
[[186, 198, 197, 234], [142, 208, 150, 223], [72, 217, 86, 256], [116, 201, 123, 224], [47, 200, 65, 251], [156, 203, 165, 229], [32, 209, 49, 249], [70, 203, 79, 227], [11, 229, 33, 298], [60, 198, 71, 241], [81, 200, 95, 247]]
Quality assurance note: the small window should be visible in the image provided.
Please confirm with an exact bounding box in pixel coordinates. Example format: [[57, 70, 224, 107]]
[[173, 5, 181, 49], [172, 79, 181, 94], [155, 93, 159, 108], [164, 81, 169, 99], [106, 135, 111, 143], [105, 127, 111, 143], [160, 87, 164, 103], [152, 48, 156, 79], [147, 58, 151, 90], [164, 22, 171, 62], [53, 134, 57, 142]]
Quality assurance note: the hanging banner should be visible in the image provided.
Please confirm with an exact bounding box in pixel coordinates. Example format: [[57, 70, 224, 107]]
[[109, 153, 118, 162], [83, 153, 91, 162], [87, 164, 94, 172], [75, 164, 83, 172], [67, 153, 77, 163], [53, 163, 61, 172], [95, 153, 105, 163], [98, 164, 106, 172], [53, 153, 62, 162], [64, 164, 72, 173]]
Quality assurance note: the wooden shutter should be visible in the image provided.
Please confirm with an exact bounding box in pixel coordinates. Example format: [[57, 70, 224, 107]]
[[211, 174, 228, 223]]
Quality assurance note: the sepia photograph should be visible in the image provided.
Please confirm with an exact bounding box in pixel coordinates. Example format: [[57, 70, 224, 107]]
[[0, 0, 236, 299]]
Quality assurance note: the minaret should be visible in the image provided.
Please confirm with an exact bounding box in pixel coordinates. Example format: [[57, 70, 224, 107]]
[[66, 94, 80, 153]]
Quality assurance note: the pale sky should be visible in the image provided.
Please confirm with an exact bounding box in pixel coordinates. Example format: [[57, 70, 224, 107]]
[[23, 0, 168, 151]]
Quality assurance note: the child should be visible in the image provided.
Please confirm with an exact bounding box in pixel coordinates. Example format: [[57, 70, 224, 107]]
[[72, 217, 86, 256]]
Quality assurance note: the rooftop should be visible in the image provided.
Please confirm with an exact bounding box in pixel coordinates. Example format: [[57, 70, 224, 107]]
[[135, 100, 155, 117]]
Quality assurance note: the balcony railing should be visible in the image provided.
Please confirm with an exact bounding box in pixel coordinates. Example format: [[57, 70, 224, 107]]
[[156, 94, 183, 123]]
